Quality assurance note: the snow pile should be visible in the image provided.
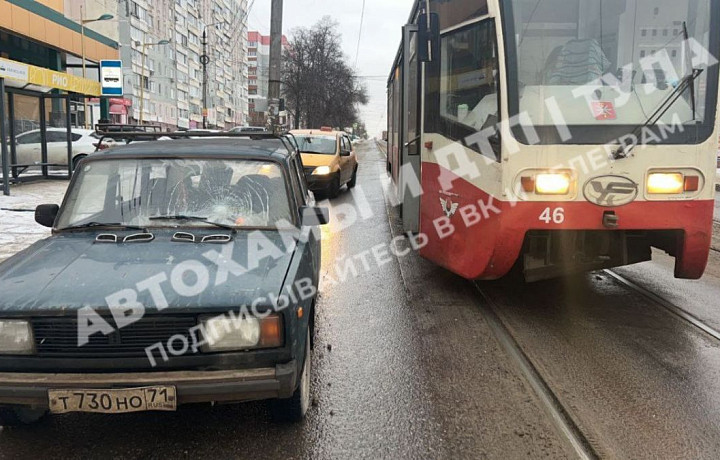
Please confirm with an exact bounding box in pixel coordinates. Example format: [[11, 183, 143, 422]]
[[0, 181, 68, 262]]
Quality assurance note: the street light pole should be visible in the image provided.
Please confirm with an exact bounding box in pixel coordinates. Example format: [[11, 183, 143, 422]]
[[200, 22, 225, 130], [79, 8, 113, 129], [139, 42, 148, 125], [202, 28, 208, 129], [268, 0, 284, 133], [80, 5, 88, 129]]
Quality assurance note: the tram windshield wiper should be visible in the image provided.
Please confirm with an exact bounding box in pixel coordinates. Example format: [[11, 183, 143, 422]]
[[149, 214, 235, 230], [613, 68, 704, 160]]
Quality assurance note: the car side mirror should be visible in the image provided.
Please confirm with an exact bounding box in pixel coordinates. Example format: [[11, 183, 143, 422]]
[[35, 204, 59, 228], [340, 150, 351, 157], [301, 206, 329, 226]]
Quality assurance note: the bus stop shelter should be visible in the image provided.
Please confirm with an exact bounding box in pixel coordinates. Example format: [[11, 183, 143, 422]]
[[0, 57, 102, 196]]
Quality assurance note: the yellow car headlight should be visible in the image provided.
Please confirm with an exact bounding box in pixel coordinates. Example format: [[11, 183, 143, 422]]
[[647, 173, 684, 194], [534, 173, 572, 195], [199, 314, 283, 352], [312, 166, 331, 176]]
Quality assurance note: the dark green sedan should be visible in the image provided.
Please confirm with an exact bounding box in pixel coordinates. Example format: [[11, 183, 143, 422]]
[[0, 136, 328, 425]]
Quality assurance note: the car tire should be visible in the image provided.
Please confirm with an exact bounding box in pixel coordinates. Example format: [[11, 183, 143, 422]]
[[269, 330, 311, 423], [309, 298, 317, 349], [329, 175, 341, 198], [347, 166, 358, 188], [0, 407, 47, 427]]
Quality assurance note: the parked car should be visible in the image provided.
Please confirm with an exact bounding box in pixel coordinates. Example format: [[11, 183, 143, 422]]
[[0, 135, 329, 425], [291, 127, 359, 198], [229, 126, 269, 135], [5, 128, 109, 170]]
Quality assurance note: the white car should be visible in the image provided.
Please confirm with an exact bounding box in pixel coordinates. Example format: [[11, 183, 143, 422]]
[[8, 128, 108, 169]]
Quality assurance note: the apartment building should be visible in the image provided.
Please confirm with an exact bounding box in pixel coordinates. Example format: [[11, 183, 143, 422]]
[[120, 0, 249, 130]]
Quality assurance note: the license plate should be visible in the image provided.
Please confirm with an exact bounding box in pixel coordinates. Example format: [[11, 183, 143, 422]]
[[48, 386, 177, 414]]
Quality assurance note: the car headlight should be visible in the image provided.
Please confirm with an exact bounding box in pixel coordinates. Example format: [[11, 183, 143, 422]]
[[312, 166, 331, 176], [200, 314, 283, 352], [647, 173, 684, 194], [0, 320, 34, 355]]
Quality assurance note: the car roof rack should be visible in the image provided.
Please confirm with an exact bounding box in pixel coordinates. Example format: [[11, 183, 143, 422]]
[[93, 124, 299, 153]]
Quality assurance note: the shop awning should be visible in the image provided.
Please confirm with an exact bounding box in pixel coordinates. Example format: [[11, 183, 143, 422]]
[[109, 104, 127, 115]]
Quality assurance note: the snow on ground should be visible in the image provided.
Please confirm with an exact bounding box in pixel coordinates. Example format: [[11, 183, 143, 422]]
[[0, 181, 68, 262]]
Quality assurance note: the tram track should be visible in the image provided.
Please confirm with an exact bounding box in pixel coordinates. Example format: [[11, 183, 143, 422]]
[[472, 282, 598, 460], [604, 269, 720, 343]]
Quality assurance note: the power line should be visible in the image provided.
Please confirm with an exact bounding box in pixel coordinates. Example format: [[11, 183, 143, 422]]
[[354, 0, 366, 68]]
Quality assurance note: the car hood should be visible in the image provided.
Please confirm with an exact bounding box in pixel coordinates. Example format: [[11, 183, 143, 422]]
[[300, 153, 338, 168], [0, 230, 297, 313]]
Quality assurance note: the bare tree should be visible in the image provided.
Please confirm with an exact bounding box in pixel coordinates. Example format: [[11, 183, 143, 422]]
[[283, 18, 368, 130]]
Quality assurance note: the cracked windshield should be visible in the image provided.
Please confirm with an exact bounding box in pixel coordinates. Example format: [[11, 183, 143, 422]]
[[1, 0, 720, 459]]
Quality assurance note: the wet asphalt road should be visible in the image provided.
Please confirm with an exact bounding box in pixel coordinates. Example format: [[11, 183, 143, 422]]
[[0, 141, 571, 459], [2, 142, 720, 458]]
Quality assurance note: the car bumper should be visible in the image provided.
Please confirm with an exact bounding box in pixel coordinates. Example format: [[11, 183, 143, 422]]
[[305, 172, 337, 192], [0, 361, 297, 408]]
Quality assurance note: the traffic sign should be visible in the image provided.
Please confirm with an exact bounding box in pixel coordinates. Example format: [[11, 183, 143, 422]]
[[100, 60, 123, 96]]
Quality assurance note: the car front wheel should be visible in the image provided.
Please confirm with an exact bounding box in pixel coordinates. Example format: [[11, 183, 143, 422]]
[[328, 174, 341, 198], [269, 330, 311, 422], [347, 166, 358, 188]]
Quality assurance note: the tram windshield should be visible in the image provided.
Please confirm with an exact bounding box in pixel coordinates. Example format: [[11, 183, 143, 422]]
[[503, 0, 720, 144]]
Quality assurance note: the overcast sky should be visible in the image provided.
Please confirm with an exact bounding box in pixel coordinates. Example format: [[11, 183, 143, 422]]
[[249, 0, 411, 136]]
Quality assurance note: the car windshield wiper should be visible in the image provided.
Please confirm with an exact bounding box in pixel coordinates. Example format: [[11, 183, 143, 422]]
[[149, 215, 236, 230], [613, 68, 704, 159], [60, 222, 147, 232]]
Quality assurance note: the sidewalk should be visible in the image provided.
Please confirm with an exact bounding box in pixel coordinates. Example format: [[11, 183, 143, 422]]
[[0, 181, 68, 262]]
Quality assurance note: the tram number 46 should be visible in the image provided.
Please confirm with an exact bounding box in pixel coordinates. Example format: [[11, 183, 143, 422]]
[[539, 207, 565, 224]]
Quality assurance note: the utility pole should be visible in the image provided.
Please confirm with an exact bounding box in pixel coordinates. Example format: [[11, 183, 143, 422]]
[[201, 29, 209, 129], [268, 0, 283, 133]]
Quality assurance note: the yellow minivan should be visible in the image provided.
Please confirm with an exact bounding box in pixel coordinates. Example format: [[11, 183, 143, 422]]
[[291, 128, 358, 198]]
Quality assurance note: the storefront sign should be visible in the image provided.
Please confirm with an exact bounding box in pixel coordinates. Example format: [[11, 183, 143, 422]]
[[0, 59, 29, 81], [0, 57, 101, 96]]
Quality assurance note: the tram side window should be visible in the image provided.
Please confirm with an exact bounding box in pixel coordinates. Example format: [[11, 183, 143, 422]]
[[440, 20, 499, 141]]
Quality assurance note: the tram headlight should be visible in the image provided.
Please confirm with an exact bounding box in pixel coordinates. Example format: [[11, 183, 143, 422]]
[[647, 173, 684, 194], [534, 173, 572, 195]]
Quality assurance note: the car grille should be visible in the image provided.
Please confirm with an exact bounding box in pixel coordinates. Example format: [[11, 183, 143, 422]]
[[31, 316, 198, 357]]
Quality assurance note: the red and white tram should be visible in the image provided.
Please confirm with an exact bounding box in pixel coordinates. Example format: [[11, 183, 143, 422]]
[[388, 0, 720, 281]]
